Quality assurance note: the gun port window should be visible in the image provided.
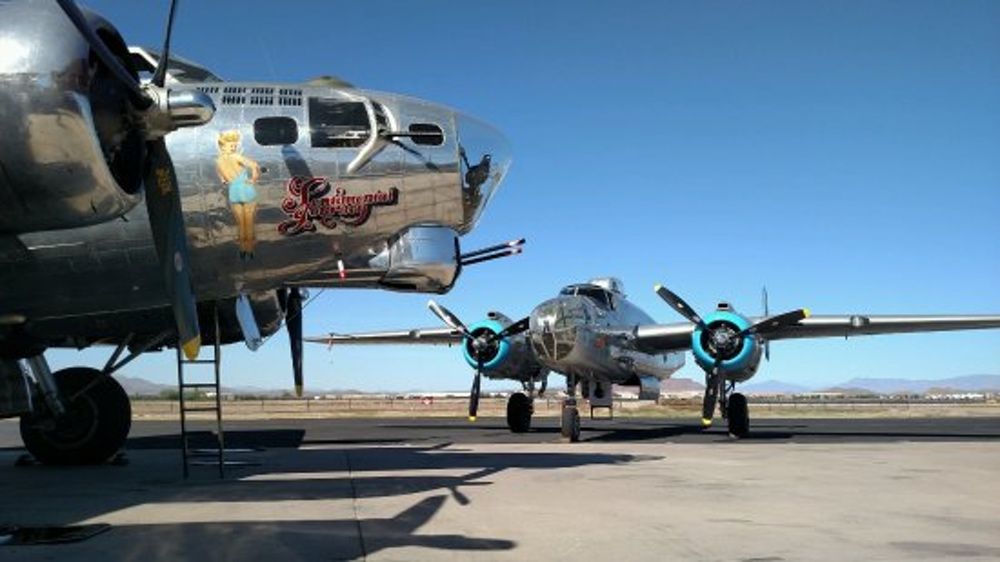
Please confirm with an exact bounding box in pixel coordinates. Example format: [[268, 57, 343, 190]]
[[309, 98, 370, 148], [409, 123, 444, 146], [254, 117, 299, 146]]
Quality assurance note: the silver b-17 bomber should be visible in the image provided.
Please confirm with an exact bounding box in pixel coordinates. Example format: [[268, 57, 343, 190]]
[[0, 0, 517, 464], [312, 277, 1000, 440]]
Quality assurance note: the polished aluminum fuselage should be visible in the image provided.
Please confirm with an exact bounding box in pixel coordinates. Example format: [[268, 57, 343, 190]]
[[528, 289, 685, 386], [0, 79, 507, 347]]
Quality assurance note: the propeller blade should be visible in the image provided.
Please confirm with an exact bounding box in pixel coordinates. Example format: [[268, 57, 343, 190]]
[[700, 361, 727, 427], [762, 287, 770, 361], [287, 288, 304, 397], [469, 363, 482, 421], [653, 284, 706, 329], [701, 365, 720, 428], [427, 300, 470, 336], [144, 140, 200, 359], [741, 308, 811, 337], [55, 0, 150, 108], [495, 317, 530, 340], [151, 0, 179, 88]]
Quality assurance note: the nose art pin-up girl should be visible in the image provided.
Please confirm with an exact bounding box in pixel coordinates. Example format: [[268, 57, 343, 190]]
[[215, 130, 261, 259]]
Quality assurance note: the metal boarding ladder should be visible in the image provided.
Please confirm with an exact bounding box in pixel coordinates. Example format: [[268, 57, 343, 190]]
[[175, 305, 225, 478]]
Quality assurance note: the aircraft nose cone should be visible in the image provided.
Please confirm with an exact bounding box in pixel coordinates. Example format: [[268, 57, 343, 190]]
[[456, 113, 511, 232], [529, 297, 580, 362]]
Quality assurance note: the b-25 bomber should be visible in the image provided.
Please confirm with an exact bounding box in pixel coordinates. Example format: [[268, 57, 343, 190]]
[[312, 277, 1000, 440], [0, 0, 516, 465]]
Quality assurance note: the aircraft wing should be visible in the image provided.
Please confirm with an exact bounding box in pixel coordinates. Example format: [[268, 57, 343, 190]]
[[305, 327, 463, 346], [627, 314, 1000, 353], [755, 314, 1000, 341]]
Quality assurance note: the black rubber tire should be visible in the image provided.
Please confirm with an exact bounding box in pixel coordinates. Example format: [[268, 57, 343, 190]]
[[726, 392, 750, 438], [19, 367, 131, 465], [506, 392, 533, 433], [561, 405, 581, 442]]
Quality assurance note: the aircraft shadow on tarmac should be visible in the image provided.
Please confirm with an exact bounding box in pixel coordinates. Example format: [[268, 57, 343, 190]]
[[380, 417, 1000, 444], [0, 432, 654, 558], [43, 495, 516, 559]]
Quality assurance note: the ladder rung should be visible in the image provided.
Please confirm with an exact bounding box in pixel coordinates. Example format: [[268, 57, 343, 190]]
[[182, 359, 217, 365], [180, 383, 218, 389], [182, 406, 220, 413]]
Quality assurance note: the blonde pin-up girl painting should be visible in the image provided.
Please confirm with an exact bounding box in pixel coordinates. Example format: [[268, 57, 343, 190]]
[[215, 130, 261, 259]]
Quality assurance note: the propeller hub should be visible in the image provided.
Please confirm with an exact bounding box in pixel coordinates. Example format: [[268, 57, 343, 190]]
[[460, 320, 510, 370], [702, 321, 744, 361]]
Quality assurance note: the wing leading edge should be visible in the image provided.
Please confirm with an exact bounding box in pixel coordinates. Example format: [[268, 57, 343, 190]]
[[305, 327, 463, 346], [629, 314, 1000, 353]]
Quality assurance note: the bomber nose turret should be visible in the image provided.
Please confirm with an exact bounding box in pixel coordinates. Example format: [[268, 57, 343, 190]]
[[455, 114, 511, 233], [528, 297, 587, 362]]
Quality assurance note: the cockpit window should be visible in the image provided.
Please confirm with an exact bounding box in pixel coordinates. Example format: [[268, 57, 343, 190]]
[[578, 287, 612, 308], [309, 98, 370, 148], [559, 285, 612, 309]]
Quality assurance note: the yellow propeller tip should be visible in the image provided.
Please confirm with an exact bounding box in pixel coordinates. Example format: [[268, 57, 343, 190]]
[[468, 416, 477, 422], [701, 418, 713, 427], [803, 308, 812, 318], [181, 336, 201, 361], [653, 284, 662, 291]]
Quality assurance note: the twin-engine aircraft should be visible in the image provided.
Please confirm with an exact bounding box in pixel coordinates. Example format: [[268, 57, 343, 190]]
[[0, 0, 515, 464], [311, 277, 1000, 440]]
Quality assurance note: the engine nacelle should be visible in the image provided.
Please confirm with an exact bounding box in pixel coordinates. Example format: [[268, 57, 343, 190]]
[[691, 311, 763, 383], [459, 313, 545, 383], [0, 2, 144, 233]]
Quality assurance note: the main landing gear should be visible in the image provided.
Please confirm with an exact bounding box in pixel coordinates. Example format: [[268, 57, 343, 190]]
[[702, 373, 750, 438], [14, 333, 168, 465], [19, 367, 131, 465], [506, 393, 532, 433], [726, 392, 749, 438], [505, 375, 545, 433]]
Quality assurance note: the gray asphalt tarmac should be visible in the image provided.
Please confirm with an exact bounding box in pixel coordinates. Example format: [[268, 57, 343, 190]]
[[2, 417, 999, 561], [4, 416, 1000, 451]]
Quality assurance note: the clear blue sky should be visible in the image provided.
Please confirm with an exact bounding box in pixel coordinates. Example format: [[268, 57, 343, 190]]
[[52, 0, 999, 391]]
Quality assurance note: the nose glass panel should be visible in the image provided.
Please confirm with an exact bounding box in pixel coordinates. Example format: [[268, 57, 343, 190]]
[[530, 298, 586, 361], [455, 114, 511, 233]]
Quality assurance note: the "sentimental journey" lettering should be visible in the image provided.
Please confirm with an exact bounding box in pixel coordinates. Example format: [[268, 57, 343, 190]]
[[278, 176, 399, 236]]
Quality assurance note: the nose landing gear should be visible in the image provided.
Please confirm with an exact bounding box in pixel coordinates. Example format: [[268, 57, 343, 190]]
[[559, 374, 581, 442]]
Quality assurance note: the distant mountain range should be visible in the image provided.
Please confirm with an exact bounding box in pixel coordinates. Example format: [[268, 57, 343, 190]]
[[829, 375, 1000, 394], [739, 380, 811, 394], [116, 374, 1000, 397], [117, 375, 361, 397], [659, 378, 704, 392], [743, 375, 1000, 395]]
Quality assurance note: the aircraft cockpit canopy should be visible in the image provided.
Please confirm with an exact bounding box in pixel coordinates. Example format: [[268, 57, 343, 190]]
[[560, 284, 614, 309], [588, 277, 626, 296], [129, 46, 222, 84]]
